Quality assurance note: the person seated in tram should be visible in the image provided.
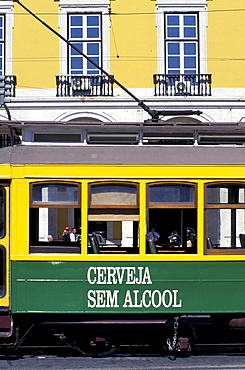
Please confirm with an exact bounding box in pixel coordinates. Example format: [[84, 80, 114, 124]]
[[147, 227, 160, 243], [168, 230, 182, 248]]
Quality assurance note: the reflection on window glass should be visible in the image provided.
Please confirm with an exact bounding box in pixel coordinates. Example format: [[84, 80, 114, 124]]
[[149, 184, 194, 203], [206, 209, 245, 248], [206, 184, 245, 205], [30, 183, 81, 253], [88, 220, 139, 254], [32, 184, 78, 205], [90, 184, 137, 206], [0, 187, 5, 239]]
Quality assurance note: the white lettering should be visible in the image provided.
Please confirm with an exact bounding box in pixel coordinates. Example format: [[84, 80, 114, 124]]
[[172, 289, 182, 307], [87, 267, 96, 285], [162, 290, 172, 308], [142, 267, 152, 284], [142, 290, 151, 308], [123, 290, 133, 307], [87, 266, 152, 285], [106, 290, 119, 308], [126, 267, 136, 284], [87, 290, 96, 308]]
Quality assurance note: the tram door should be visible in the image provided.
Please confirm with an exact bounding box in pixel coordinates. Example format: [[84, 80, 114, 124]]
[[0, 184, 9, 307]]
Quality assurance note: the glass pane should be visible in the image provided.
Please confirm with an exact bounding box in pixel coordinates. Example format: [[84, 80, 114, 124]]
[[32, 184, 79, 205], [168, 56, 180, 68], [90, 184, 137, 206], [71, 28, 83, 39], [71, 43, 83, 55], [87, 28, 99, 38], [87, 58, 99, 70], [149, 184, 194, 204], [0, 187, 5, 238], [206, 209, 245, 248], [87, 43, 99, 55], [184, 27, 196, 38], [167, 15, 179, 26], [168, 43, 180, 55], [88, 220, 139, 254], [184, 56, 196, 68], [184, 43, 196, 55], [167, 27, 179, 38], [38, 208, 79, 242], [206, 184, 245, 205], [87, 16, 99, 27], [184, 15, 196, 26], [71, 58, 83, 70], [71, 16, 83, 27]]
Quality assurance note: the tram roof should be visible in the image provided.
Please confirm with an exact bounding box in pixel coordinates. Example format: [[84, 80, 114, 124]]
[[1, 120, 245, 166], [1, 144, 245, 166]]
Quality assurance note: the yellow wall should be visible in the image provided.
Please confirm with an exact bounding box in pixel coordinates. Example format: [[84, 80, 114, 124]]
[[110, 0, 157, 88], [12, 0, 245, 90], [13, 0, 59, 89], [207, 0, 245, 88]]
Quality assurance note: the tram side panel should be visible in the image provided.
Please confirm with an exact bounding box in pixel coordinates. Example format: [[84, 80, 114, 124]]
[[10, 261, 245, 315]]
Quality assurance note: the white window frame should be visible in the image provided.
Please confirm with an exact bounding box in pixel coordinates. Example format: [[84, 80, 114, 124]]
[[59, 0, 110, 76], [156, 0, 207, 74], [0, 1, 14, 75]]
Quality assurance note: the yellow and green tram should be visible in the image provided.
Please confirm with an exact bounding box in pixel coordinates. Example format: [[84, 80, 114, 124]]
[[0, 120, 245, 354]]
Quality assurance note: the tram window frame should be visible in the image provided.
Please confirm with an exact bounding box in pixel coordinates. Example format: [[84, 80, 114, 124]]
[[29, 182, 81, 254], [205, 182, 245, 254], [147, 182, 197, 254], [0, 186, 6, 239], [88, 182, 139, 254], [0, 245, 6, 298]]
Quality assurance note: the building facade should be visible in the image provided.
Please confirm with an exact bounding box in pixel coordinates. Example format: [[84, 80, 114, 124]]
[[0, 0, 244, 131]]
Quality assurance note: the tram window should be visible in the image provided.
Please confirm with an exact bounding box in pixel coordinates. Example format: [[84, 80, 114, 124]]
[[88, 182, 139, 254], [147, 183, 197, 254], [206, 183, 245, 251], [30, 183, 81, 254], [0, 246, 6, 297], [0, 187, 5, 239]]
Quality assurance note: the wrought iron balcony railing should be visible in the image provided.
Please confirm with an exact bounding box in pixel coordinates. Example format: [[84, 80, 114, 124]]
[[153, 74, 212, 97], [56, 75, 114, 97], [3, 75, 17, 97]]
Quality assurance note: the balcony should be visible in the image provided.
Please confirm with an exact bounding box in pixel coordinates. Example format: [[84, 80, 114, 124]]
[[3, 75, 17, 97], [55, 75, 114, 97], [153, 74, 212, 97]]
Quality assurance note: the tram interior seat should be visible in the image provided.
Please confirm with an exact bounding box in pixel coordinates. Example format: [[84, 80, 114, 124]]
[[207, 237, 214, 249], [147, 238, 158, 254], [89, 233, 127, 254], [239, 233, 245, 248]]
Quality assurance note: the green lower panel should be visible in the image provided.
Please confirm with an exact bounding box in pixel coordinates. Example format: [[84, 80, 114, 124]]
[[11, 260, 245, 314]]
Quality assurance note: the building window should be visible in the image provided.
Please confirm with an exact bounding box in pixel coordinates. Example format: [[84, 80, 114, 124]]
[[29, 182, 81, 254], [59, 1, 110, 76], [0, 15, 4, 75], [206, 183, 245, 252], [68, 13, 101, 75], [88, 182, 139, 254], [147, 183, 197, 254], [166, 13, 198, 75]]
